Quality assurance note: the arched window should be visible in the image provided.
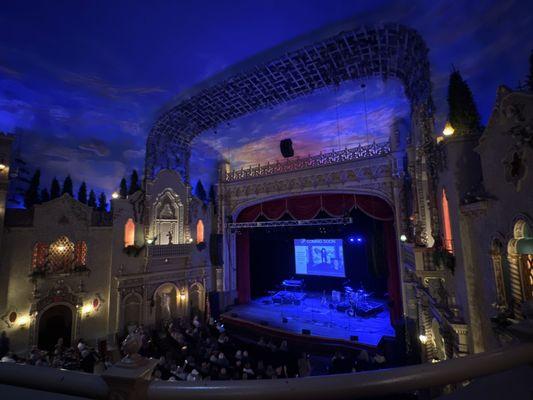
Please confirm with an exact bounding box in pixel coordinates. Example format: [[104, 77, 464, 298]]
[[196, 219, 204, 244], [124, 218, 135, 247], [508, 219, 533, 317], [491, 238, 507, 307], [441, 189, 453, 253], [49, 236, 75, 272]]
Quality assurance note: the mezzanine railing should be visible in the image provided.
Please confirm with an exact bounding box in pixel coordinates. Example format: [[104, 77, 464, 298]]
[[223, 141, 391, 183]]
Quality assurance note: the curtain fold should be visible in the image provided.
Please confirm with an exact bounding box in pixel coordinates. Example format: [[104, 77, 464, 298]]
[[237, 194, 392, 222], [236, 230, 251, 304], [384, 221, 402, 323]]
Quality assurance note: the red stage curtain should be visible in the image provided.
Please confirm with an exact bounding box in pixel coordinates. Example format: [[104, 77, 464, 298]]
[[237, 204, 261, 223], [261, 198, 287, 220], [287, 195, 322, 219], [384, 221, 402, 323], [355, 195, 394, 221], [322, 193, 356, 216], [236, 230, 251, 304]]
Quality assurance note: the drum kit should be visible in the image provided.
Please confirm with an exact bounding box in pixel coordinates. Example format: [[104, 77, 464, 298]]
[[343, 285, 371, 317]]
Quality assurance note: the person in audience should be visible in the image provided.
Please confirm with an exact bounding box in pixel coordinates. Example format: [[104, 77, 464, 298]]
[[297, 352, 311, 377]]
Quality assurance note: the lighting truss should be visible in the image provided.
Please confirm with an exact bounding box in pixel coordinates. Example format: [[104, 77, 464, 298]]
[[226, 217, 352, 230]]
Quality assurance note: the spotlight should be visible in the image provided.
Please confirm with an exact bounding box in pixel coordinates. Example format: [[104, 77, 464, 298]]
[[347, 235, 364, 245]]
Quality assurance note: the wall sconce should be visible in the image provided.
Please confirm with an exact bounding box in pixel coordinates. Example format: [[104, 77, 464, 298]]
[[111, 192, 120, 199], [0, 163, 6, 171], [180, 290, 186, 301], [146, 237, 154, 245], [81, 303, 94, 315], [419, 334, 428, 344], [17, 315, 31, 327], [400, 234, 407, 242], [442, 121, 455, 137]]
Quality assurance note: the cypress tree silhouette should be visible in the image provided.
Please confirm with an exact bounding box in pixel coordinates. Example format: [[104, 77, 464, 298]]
[[24, 169, 40, 208], [527, 50, 533, 92], [62, 175, 74, 197], [119, 178, 128, 198], [129, 170, 140, 195], [208, 185, 216, 203], [194, 180, 207, 203], [40, 188, 50, 203], [98, 192, 107, 211], [50, 177, 61, 199], [88, 190, 97, 208], [78, 182, 88, 204], [447, 69, 483, 136]]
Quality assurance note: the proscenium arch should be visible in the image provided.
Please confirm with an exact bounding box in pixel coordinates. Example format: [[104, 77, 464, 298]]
[[145, 22, 434, 181]]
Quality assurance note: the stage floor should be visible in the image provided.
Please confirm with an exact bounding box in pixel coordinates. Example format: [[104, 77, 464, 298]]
[[225, 293, 395, 347]]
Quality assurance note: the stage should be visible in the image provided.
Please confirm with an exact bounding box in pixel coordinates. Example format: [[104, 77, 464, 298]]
[[222, 292, 395, 348]]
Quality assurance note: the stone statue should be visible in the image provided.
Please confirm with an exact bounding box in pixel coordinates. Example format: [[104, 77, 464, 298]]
[[161, 292, 171, 319], [166, 230, 173, 245], [160, 203, 175, 219]]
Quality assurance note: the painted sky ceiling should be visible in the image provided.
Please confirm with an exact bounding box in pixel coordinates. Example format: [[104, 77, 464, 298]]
[[190, 78, 409, 187], [0, 0, 532, 206]]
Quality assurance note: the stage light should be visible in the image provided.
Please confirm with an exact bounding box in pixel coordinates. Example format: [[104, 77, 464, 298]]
[[347, 235, 364, 245], [400, 234, 407, 242], [419, 334, 428, 344]]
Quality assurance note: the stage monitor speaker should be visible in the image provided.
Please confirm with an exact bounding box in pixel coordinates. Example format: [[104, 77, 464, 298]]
[[350, 335, 359, 342], [302, 329, 311, 335], [210, 233, 223, 266], [280, 138, 294, 158], [282, 317, 288, 323], [260, 320, 269, 326]]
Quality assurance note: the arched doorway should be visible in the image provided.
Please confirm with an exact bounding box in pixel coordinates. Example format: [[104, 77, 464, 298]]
[[38, 305, 73, 351], [153, 283, 179, 324], [123, 294, 142, 333]]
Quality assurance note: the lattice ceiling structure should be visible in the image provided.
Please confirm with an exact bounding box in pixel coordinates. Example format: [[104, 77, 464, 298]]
[[145, 22, 434, 182]]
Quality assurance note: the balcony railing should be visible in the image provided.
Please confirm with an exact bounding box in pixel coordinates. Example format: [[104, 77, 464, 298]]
[[1, 342, 533, 400], [147, 244, 194, 258], [223, 141, 391, 183]]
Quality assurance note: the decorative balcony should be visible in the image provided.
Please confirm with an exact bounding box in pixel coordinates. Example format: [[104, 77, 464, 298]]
[[223, 141, 391, 183], [147, 243, 194, 258]]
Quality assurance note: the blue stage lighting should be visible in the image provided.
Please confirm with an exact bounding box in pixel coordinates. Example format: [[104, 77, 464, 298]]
[[347, 235, 364, 245]]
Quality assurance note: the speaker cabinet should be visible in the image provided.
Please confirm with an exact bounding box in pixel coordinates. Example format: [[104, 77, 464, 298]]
[[280, 138, 294, 158]]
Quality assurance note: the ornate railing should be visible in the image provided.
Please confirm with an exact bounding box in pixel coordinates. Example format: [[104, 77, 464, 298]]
[[147, 244, 194, 258], [223, 141, 391, 183]]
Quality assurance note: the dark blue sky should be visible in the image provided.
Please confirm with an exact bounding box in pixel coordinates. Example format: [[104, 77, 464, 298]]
[[1, 0, 531, 206]]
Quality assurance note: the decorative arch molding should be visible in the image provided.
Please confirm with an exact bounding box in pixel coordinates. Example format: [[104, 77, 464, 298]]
[[29, 283, 82, 348], [145, 23, 434, 181], [507, 217, 533, 317], [230, 187, 395, 221]]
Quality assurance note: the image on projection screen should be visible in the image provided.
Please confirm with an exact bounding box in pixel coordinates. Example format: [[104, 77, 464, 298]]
[[294, 239, 346, 278]]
